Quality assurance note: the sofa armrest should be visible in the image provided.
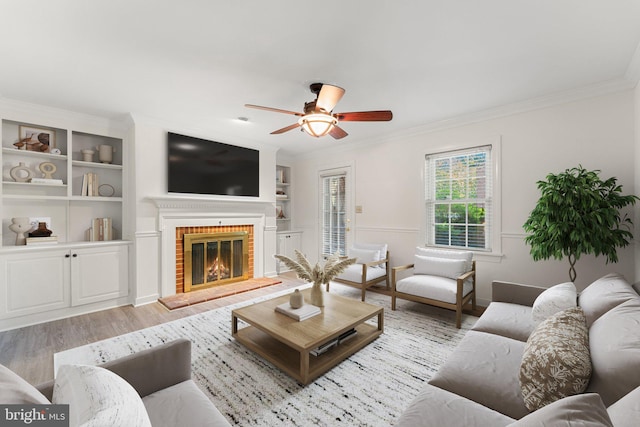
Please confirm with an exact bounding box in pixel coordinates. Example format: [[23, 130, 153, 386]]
[[492, 281, 547, 307], [37, 338, 192, 400]]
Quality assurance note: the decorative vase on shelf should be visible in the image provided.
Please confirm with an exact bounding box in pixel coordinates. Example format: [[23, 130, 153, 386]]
[[290, 289, 303, 309], [274, 250, 356, 308], [97, 144, 115, 164], [8, 217, 33, 245], [29, 222, 53, 238]]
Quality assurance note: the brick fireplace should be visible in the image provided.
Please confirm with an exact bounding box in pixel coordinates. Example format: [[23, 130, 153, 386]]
[[176, 225, 254, 293]]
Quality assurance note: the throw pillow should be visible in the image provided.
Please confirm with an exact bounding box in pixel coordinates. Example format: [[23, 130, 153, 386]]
[[519, 307, 592, 412], [0, 363, 50, 404], [413, 254, 467, 280], [348, 247, 380, 265], [531, 282, 577, 323], [415, 247, 473, 272], [505, 393, 613, 427], [53, 364, 152, 427]]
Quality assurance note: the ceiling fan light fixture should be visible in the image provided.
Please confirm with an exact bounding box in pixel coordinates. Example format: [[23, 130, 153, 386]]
[[298, 113, 337, 138]]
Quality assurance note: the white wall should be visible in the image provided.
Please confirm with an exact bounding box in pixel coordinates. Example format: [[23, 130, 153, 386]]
[[291, 90, 638, 304], [635, 83, 640, 285]]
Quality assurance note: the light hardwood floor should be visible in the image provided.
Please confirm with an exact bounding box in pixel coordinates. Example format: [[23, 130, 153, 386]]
[[0, 273, 304, 386]]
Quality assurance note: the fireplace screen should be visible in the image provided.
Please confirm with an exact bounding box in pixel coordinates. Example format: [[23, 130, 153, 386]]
[[183, 231, 249, 291]]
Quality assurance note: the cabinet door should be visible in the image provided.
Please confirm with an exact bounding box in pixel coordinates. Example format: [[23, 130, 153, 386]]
[[0, 249, 70, 319], [276, 233, 302, 273], [71, 245, 128, 306]]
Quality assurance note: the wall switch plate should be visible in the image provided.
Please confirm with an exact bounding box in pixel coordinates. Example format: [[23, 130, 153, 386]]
[[355, 205, 363, 213]]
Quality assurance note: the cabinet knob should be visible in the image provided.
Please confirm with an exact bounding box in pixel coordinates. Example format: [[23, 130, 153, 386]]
[[72, 253, 78, 257], [65, 254, 70, 258]]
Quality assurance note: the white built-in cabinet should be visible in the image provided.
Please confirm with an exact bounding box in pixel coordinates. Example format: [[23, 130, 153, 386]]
[[0, 114, 130, 330], [276, 165, 292, 231], [276, 231, 302, 274]]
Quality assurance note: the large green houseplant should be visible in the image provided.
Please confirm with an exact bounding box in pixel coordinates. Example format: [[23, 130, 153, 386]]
[[523, 166, 638, 282]]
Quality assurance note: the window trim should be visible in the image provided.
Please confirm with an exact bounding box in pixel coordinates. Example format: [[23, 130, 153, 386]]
[[423, 136, 502, 258]]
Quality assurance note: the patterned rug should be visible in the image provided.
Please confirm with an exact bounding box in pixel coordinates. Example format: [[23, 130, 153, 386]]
[[55, 283, 477, 426]]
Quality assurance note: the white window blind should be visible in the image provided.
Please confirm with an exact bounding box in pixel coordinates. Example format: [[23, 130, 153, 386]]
[[425, 145, 492, 250], [321, 173, 347, 257]]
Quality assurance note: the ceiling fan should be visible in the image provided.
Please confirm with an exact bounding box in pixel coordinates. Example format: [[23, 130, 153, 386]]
[[245, 83, 392, 139]]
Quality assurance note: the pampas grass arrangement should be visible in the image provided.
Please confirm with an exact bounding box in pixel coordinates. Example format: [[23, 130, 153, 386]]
[[275, 250, 356, 306]]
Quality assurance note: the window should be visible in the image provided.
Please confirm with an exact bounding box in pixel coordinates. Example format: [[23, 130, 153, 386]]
[[425, 145, 492, 250], [321, 172, 347, 257]]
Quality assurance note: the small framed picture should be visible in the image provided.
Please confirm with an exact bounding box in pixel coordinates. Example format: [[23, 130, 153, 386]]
[[19, 125, 56, 152]]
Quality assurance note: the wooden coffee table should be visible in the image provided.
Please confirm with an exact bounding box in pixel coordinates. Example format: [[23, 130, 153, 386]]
[[231, 288, 384, 385]]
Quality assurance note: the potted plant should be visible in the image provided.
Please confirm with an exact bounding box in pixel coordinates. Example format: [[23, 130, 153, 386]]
[[274, 250, 356, 306], [523, 165, 638, 282]]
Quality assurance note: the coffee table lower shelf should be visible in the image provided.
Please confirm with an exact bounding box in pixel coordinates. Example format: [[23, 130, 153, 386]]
[[233, 322, 381, 385]]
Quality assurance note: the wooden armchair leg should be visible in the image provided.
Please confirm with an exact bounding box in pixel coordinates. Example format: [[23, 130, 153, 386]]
[[361, 288, 366, 302]]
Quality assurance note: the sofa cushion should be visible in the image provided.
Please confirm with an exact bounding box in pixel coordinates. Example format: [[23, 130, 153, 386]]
[[396, 274, 473, 304], [143, 380, 231, 427], [53, 364, 152, 427], [336, 263, 387, 283], [416, 247, 473, 272], [347, 247, 379, 265], [0, 363, 50, 404], [471, 302, 536, 342], [395, 383, 515, 427], [578, 273, 639, 326], [413, 254, 467, 280], [429, 330, 529, 419], [505, 393, 612, 427], [586, 299, 640, 406], [531, 282, 576, 323], [519, 307, 591, 412], [607, 385, 640, 427]]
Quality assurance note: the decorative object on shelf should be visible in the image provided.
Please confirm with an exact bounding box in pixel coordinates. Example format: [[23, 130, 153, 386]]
[[81, 149, 95, 162], [289, 289, 304, 309], [29, 222, 53, 238], [38, 162, 57, 179], [50, 148, 62, 155], [8, 217, 34, 245], [81, 172, 99, 196], [19, 125, 55, 152], [97, 144, 115, 164], [9, 162, 34, 182], [98, 183, 115, 197], [524, 165, 639, 281], [13, 136, 31, 150], [276, 205, 286, 219], [274, 250, 356, 307], [88, 217, 113, 241]]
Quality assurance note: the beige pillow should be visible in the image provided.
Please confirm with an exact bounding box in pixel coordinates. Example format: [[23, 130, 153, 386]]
[[506, 393, 612, 427], [531, 282, 577, 323], [519, 307, 592, 412]]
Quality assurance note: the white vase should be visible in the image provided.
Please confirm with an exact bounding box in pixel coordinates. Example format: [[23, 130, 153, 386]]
[[290, 289, 303, 309], [97, 144, 115, 164], [310, 282, 324, 307], [8, 217, 32, 245]]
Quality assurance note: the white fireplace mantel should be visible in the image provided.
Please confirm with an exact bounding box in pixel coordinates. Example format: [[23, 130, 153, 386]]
[[149, 196, 277, 297]]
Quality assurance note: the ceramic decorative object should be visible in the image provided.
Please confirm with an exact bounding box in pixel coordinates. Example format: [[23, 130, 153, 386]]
[[8, 217, 33, 245], [290, 289, 303, 309], [29, 222, 53, 238], [9, 162, 34, 182], [81, 149, 95, 162], [97, 144, 115, 164], [39, 162, 57, 179], [274, 250, 356, 308]]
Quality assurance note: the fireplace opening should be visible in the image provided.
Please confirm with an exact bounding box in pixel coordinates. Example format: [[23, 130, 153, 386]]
[[184, 231, 249, 292]]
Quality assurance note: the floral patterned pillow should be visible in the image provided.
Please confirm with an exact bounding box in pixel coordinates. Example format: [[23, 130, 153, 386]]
[[519, 307, 592, 412]]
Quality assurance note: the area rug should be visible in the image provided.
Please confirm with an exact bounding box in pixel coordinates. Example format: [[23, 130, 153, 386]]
[[158, 277, 282, 310], [55, 283, 477, 426]]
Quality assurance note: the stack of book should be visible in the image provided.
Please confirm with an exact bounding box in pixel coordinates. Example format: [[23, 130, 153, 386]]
[[30, 178, 64, 186], [275, 302, 321, 321], [310, 329, 358, 356], [88, 218, 113, 241], [26, 236, 58, 246], [81, 173, 99, 196]]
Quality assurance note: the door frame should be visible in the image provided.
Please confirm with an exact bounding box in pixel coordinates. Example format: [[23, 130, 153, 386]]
[[317, 162, 355, 259]]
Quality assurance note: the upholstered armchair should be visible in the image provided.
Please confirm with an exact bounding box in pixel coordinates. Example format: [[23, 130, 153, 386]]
[[327, 243, 389, 301], [391, 247, 476, 328]]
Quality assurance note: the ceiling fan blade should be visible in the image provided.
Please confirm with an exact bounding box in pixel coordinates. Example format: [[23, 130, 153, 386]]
[[335, 110, 393, 121], [270, 123, 301, 135], [329, 125, 348, 139], [316, 84, 345, 112], [245, 104, 303, 117]]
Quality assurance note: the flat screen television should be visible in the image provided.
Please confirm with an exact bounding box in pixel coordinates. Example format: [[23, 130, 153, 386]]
[[167, 132, 259, 197]]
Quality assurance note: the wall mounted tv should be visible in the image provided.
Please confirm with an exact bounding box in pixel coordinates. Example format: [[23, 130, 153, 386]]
[[167, 132, 259, 197]]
